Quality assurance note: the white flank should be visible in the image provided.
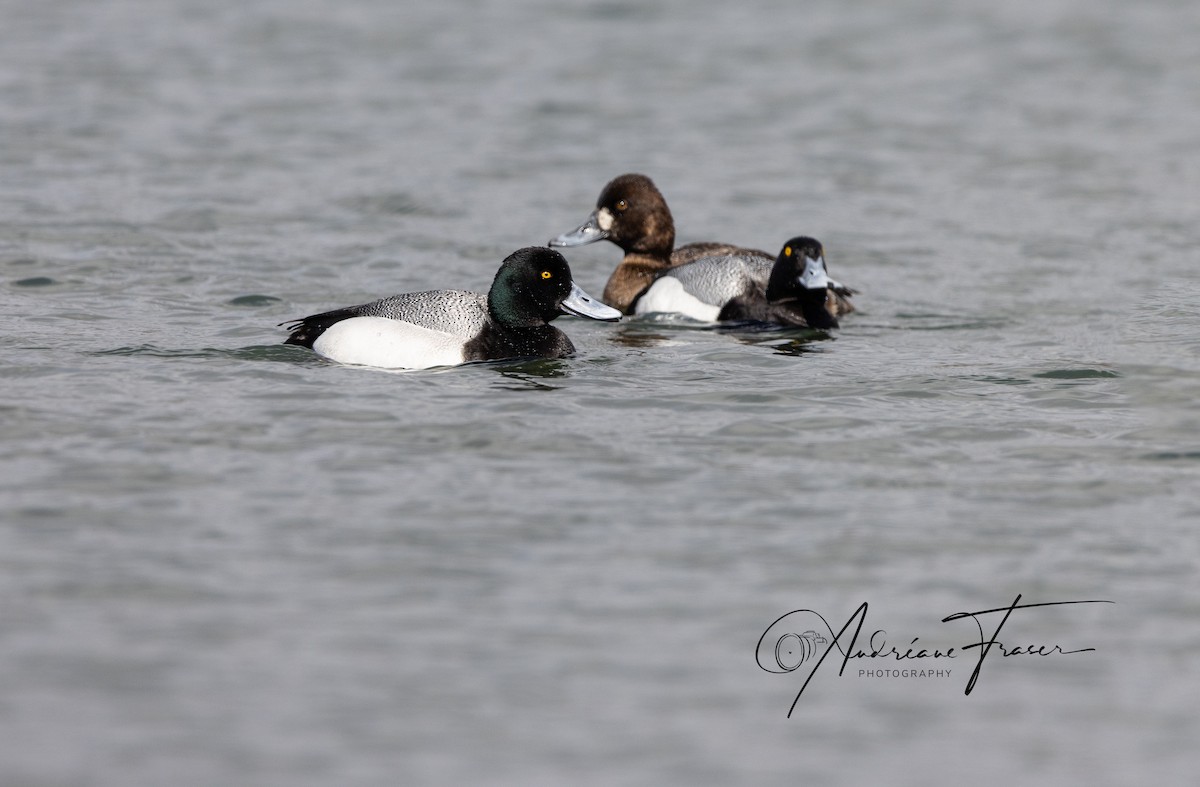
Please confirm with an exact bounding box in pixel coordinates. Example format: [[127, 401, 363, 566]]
[[633, 277, 722, 322], [312, 316, 468, 370]]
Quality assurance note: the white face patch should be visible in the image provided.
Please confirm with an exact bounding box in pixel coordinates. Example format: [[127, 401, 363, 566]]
[[596, 207, 614, 232]]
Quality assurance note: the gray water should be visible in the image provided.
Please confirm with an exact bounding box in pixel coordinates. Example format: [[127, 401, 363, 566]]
[[2, 0, 1198, 784]]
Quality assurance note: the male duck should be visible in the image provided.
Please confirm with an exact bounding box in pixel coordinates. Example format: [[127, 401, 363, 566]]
[[549, 173, 856, 316], [282, 247, 620, 369], [633, 236, 839, 329]]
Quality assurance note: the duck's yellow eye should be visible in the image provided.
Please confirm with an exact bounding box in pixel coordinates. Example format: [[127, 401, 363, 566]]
[[541, 270, 552, 279], [784, 246, 793, 257], [616, 199, 628, 211]]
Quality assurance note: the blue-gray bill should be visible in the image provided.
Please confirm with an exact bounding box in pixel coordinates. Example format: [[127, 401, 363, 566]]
[[799, 255, 830, 291], [561, 282, 622, 320], [549, 211, 608, 247]]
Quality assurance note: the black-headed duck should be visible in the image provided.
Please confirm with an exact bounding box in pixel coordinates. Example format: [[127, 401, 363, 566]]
[[282, 247, 620, 369], [633, 236, 838, 329]]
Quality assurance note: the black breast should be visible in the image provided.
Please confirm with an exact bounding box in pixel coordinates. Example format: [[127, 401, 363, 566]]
[[462, 323, 575, 362]]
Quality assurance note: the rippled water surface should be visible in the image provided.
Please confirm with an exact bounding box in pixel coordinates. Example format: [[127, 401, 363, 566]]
[[2, 0, 1198, 784]]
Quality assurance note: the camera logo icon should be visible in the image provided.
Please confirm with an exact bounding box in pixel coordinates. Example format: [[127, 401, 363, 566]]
[[774, 629, 829, 672]]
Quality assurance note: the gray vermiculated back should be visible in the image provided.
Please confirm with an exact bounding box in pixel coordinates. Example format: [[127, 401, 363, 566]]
[[351, 290, 490, 338], [667, 255, 773, 305]]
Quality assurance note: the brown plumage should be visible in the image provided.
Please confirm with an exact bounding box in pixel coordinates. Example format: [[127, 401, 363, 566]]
[[550, 173, 856, 315]]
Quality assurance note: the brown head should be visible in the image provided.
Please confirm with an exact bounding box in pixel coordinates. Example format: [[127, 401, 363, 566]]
[[549, 173, 676, 258]]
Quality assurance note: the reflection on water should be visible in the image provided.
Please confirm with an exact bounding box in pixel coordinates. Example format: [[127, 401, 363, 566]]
[[717, 323, 836, 357], [607, 318, 837, 358], [760, 335, 832, 358], [490, 358, 569, 390], [606, 322, 681, 349]]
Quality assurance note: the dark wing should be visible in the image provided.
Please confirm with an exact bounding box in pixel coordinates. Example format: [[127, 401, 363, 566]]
[[672, 242, 772, 267], [281, 306, 361, 348]]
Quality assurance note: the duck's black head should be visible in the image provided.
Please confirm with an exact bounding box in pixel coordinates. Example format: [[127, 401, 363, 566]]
[[766, 236, 838, 329], [488, 247, 621, 328], [549, 173, 675, 256]]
